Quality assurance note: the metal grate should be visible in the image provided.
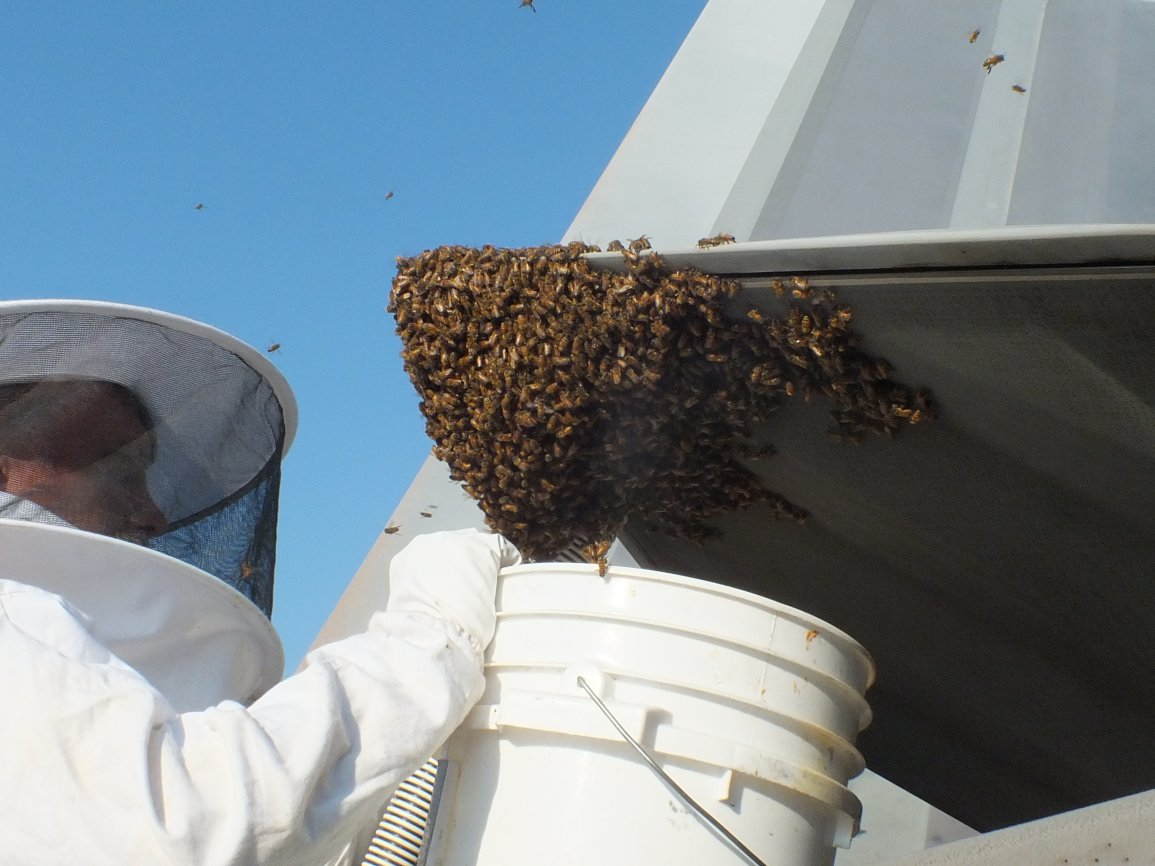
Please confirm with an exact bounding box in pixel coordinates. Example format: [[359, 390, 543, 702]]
[[554, 533, 594, 565], [360, 759, 443, 866]]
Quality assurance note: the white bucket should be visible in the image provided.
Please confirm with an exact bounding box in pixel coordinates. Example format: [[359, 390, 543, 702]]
[[423, 563, 875, 866]]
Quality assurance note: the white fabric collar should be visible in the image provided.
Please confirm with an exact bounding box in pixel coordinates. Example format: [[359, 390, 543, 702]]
[[0, 516, 283, 711]]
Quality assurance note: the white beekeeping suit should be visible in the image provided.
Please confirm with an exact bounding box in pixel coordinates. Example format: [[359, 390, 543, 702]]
[[0, 300, 520, 865]]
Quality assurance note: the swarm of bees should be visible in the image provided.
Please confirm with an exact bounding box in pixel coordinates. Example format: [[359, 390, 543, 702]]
[[390, 242, 933, 561]]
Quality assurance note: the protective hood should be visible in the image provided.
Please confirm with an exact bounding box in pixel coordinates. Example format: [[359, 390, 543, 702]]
[[0, 300, 297, 617], [0, 519, 284, 710]]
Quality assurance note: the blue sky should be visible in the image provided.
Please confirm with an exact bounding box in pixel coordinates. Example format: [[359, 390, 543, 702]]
[[0, 1, 708, 669]]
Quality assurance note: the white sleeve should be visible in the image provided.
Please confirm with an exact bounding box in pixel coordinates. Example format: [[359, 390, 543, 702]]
[[163, 608, 485, 865], [0, 584, 483, 866]]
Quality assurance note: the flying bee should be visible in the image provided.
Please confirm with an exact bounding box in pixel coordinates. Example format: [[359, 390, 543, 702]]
[[194, 203, 205, 210], [1011, 84, 1026, 93], [383, 525, 401, 535], [384, 191, 394, 201], [771, 278, 787, 297], [983, 53, 1005, 73], [419, 511, 433, 518], [266, 343, 282, 354], [240, 561, 255, 581], [519, 0, 536, 11], [968, 28, 980, 43], [746, 308, 764, 322], [697, 233, 736, 248], [628, 235, 652, 252]]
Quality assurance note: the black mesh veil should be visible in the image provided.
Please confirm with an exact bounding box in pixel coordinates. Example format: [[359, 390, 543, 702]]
[[0, 302, 295, 617]]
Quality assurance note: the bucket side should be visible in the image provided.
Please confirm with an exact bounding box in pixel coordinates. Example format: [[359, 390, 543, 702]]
[[419, 564, 876, 866], [431, 726, 859, 866], [489, 610, 873, 738], [497, 564, 876, 694]]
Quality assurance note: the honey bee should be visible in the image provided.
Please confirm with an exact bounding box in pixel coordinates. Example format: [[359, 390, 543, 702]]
[[266, 343, 282, 354], [194, 203, 205, 210], [383, 525, 401, 535], [968, 28, 980, 43], [384, 191, 395, 201], [983, 53, 1005, 74], [240, 561, 255, 580], [419, 511, 433, 517], [697, 233, 736, 248], [746, 308, 764, 322], [790, 275, 810, 296], [628, 235, 652, 252], [1011, 84, 1026, 93], [805, 629, 819, 647], [606, 240, 625, 252], [520, 0, 536, 11], [582, 539, 611, 577]]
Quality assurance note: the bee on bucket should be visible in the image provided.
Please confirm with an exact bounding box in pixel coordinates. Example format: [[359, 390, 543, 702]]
[[582, 539, 612, 577]]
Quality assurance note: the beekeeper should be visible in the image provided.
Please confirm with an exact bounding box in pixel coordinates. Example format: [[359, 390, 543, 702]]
[[0, 300, 519, 866]]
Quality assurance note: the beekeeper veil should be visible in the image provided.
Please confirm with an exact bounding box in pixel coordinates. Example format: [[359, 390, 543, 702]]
[[0, 300, 295, 619]]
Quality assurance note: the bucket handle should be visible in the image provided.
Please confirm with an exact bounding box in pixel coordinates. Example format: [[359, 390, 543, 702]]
[[576, 675, 769, 866]]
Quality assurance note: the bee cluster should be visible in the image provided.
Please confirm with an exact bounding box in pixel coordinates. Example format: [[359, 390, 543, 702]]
[[389, 242, 932, 561]]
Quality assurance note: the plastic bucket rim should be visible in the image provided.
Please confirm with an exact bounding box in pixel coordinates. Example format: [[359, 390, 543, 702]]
[[498, 562, 877, 688]]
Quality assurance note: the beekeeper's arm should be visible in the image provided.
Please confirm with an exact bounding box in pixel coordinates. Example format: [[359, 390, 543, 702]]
[[0, 529, 519, 866]]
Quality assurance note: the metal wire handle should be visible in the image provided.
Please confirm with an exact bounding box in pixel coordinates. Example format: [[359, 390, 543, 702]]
[[575, 676, 770, 866]]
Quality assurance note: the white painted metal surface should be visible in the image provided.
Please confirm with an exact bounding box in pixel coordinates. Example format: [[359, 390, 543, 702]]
[[566, 0, 837, 249], [566, 0, 1155, 248], [874, 789, 1155, 866]]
